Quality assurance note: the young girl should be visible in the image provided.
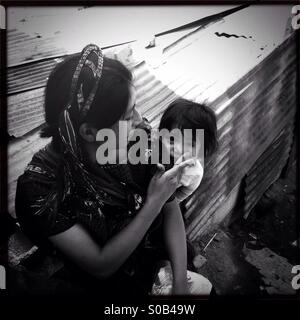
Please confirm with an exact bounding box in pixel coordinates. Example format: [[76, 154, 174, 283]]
[[159, 98, 218, 202], [126, 98, 218, 295]]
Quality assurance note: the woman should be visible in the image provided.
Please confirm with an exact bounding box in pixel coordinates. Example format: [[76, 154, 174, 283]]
[[15, 44, 210, 297]]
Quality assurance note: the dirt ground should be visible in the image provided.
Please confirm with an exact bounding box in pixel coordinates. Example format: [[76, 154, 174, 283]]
[[194, 162, 299, 296]]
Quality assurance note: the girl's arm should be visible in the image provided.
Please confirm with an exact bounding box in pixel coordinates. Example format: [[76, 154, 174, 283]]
[[162, 199, 188, 295]]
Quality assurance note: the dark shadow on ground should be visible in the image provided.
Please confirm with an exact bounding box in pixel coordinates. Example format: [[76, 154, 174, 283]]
[[193, 162, 299, 296]]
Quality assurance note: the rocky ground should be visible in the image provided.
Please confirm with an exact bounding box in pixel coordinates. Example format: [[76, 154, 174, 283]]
[[194, 162, 299, 296]]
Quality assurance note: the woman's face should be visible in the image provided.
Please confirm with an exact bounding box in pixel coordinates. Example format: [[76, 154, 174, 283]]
[[97, 85, 142, 164], [80, 85, 140, 165], [114, 85, 139, 138], [110, 85, 141, 145]]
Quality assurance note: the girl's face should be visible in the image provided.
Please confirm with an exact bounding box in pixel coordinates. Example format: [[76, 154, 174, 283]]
[[162, 131, 202, 163]]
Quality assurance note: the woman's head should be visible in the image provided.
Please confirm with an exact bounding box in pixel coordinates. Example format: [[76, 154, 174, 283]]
[[41, 50, 134, 151]]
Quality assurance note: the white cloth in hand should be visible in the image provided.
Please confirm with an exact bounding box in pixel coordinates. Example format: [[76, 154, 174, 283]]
[[175, 158, 203, 202]]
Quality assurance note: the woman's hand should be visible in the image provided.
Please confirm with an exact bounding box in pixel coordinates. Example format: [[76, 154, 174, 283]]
[[146, 157, 195, 210]]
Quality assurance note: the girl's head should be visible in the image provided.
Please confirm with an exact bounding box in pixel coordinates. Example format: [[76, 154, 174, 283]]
[[159, 98, 218, 160], [41, 50, 136, 156]]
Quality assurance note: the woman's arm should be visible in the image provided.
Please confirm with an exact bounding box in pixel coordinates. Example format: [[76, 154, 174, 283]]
[[162, 199, 188, 295], [49, 161, 192, 280], [49, 197, 162, 279]]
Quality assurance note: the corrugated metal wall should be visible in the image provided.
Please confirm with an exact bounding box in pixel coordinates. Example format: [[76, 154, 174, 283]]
[[6, 6, 297, 242], [244, 124, 295, 219], [186, 35, 297, 240]]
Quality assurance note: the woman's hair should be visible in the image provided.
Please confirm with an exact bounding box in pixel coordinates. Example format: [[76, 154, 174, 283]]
[[159, 98, 218, 157], [41, 53, 133, 149]]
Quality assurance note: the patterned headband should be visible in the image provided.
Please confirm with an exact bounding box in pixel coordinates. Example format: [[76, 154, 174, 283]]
[[58, 44, 104, 157], [68, 44, 104, 120]]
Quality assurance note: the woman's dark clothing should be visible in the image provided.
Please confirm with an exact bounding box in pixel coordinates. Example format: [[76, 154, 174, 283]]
[[15, 141, 167, 296]]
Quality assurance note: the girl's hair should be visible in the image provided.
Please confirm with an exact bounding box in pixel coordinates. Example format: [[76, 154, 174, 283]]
[[41, 53, 133, 149], [159, 98, 218, 157]]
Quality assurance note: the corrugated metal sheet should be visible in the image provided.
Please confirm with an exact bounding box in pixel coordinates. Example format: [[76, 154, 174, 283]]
[[185, 36, 297, 240], [243, 124, 294, 218], [6, 58, 171, 137], [6, 6, 297, 241], [133, 27, 297, 241], [7, 88, 45, 137], [7, 29, 68, 67], [6, 57, 64, 95], [6, 8, 226, 137], [7, 6, 239, 67]]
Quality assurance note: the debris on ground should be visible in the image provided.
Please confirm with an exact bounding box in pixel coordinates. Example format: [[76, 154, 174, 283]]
[[194, 163, 298, 296]]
